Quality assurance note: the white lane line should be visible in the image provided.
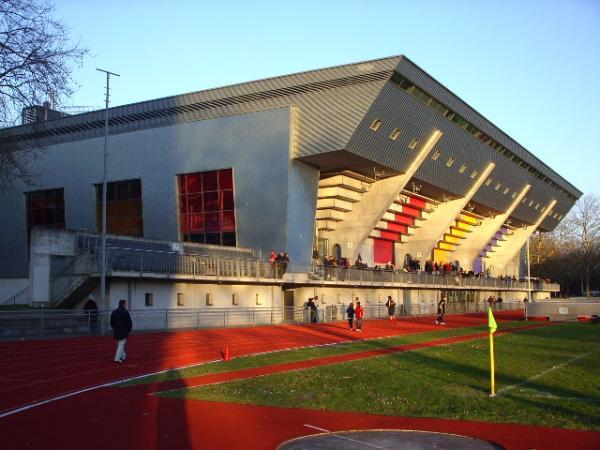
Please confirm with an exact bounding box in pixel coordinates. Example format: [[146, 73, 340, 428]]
[[497, 348, 600, 395], [0, 360, 220, 419], [303, 424, 387, 449]]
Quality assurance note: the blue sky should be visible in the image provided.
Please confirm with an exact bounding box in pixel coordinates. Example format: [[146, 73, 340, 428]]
[[55, 0, 600, 196]]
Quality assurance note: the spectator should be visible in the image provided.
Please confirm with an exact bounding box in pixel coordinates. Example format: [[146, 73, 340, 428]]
[[355, 299, 364, 332], [346, 302, 355, 330], [110, 299, 132, 363], [436, 294, 447, 325], [385, 296, 396, 322], [307, 297, 318, 323]]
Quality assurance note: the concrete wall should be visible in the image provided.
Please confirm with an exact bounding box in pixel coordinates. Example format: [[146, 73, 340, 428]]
[[108, 280, 282, 311], [0, 108, 294, 278]]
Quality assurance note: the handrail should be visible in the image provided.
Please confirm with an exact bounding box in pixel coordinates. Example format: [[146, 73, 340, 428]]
[[1, 286, 30, 306]]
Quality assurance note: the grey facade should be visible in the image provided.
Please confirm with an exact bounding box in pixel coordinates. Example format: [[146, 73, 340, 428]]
[[0, 55, 581, 280]]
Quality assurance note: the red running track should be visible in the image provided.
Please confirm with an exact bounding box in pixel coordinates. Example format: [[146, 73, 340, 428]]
[[2, 310, 598, 450]]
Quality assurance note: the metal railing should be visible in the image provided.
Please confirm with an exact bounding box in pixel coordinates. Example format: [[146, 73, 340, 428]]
[[0, 302, 525, 340], [304, 265, 559, 291], [1, 287, 30, 306]]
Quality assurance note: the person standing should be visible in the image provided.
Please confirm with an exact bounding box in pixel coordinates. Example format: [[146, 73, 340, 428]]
[[346, 302, 355, 330], [436, 294, 447, 325], [385, 296, 396, 322], [110, 299, 132, 363], [355, 299, 364, 332]]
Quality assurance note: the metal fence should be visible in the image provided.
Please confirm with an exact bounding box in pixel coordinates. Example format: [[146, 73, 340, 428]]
[[304, 265, 559, 291], [0, 301, 525, 340]]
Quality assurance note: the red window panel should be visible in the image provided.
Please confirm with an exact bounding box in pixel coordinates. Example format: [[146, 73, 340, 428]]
[[189, 213, 204, 232], [380, 231, 400, 241], [203, 191, 219, 211], [187, 193, 202, 213], [204, 212, 220, 232], [220, 190, 234, 210], [408, 196, 426, 209], [221, 211, 235, 232], [387, 222, 407, 234], [373, 239, 394, 264], [185, 173, 202, 194], [394, 214, 414, 226], [202, 171, 218, 191], [401, 205, 421, 218], [218, 169, 233, 190]]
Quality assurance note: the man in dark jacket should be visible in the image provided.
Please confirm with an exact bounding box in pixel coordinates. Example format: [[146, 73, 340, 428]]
[[110, 299, 132, 363]]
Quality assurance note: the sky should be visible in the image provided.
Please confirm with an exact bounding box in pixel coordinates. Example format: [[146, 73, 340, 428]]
[[53, 0, 600, 197]]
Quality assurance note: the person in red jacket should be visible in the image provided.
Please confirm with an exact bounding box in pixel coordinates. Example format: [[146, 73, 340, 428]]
[[355, 298, 364, 332]]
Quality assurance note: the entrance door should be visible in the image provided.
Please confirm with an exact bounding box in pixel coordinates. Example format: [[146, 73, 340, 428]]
[[283, 290, 294, 322]]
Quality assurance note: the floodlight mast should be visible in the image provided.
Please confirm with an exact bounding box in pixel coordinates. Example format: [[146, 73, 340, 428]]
[[97, 68, 120, 313]]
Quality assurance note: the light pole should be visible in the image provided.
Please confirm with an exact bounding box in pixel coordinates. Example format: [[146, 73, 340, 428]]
[[526, 236, 532, 304], [97, 68, 119, 312]]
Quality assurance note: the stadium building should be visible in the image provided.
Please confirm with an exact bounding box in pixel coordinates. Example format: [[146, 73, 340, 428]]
[[0, 56, 581, 325]]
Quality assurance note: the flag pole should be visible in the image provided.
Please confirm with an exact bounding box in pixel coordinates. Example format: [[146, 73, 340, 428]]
[[489, 328, 496, 397], [488, 307, 497, 397]]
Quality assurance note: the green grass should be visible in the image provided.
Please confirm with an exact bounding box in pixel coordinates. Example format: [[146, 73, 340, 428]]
[[125, 321, 528, 386], [156, 322, 600, 431]]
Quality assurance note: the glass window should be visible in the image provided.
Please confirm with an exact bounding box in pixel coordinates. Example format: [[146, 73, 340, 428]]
[[178, 168, 236, 246], [202, 171, 218, 192], [218, 169, 233, 190], [96, 179, 143, 237], [26, 188, 66, 240]]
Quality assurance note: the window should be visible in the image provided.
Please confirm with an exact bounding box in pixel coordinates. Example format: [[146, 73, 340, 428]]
[[528, 200, 534, 207], [446, 158, 455, 167], [503, 187, 510, 195], [495, 183, 501, 191], [232, 293, 239, 306], [534, 203, 540, 210], [485, 178, 493, 186], [145, 293, 153, 307], [511, 192, 517, 199], [255, 293, 262, 305], [458, 164, 467, 173], [178, 168, 236, 246], [206, 293, 213, 306], [26, 188, 66, 239], [408, 138, 419, 149], [431, 150, 441, 160], [369, 118, 382, 131], [177, 293, 184, 306], [389, 128, 401, 140], [96, 179, 143, 237], [470, 170, 479, 179]]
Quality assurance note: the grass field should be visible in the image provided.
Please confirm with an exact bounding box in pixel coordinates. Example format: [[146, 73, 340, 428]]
[[150, 322, 600, 431]]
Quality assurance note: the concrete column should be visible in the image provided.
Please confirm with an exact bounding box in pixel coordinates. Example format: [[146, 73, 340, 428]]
[[399, 162, 496, 262], [487, 199, 557, 276], [453, 184, 531, 271], [328, 130, 443, 262], [28, 228, 77, 305]]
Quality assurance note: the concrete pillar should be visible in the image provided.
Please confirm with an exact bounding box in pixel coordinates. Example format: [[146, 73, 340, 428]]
[[453, 184, 531, 271], [328, 130, 443, 262], [399, 162, 496, 262], [28, 228, 77, 305], [488, 199, 557, 276]]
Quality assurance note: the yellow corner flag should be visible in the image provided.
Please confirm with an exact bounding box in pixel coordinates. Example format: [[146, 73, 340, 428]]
[[488, 307, 498, 334], [488, 307, 497, 397]]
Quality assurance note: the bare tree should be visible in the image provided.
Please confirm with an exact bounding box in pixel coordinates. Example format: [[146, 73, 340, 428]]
[[568, 194, 600, 297], [0, 0, 87, 189], [532, 194, 600, 297]]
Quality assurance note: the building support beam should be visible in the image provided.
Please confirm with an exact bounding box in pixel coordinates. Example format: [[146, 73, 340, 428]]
[[398, 162, 496, 263], [487, 199, 557, 276], [453, 184, 531, 271], [328, 130, 443, 263]]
